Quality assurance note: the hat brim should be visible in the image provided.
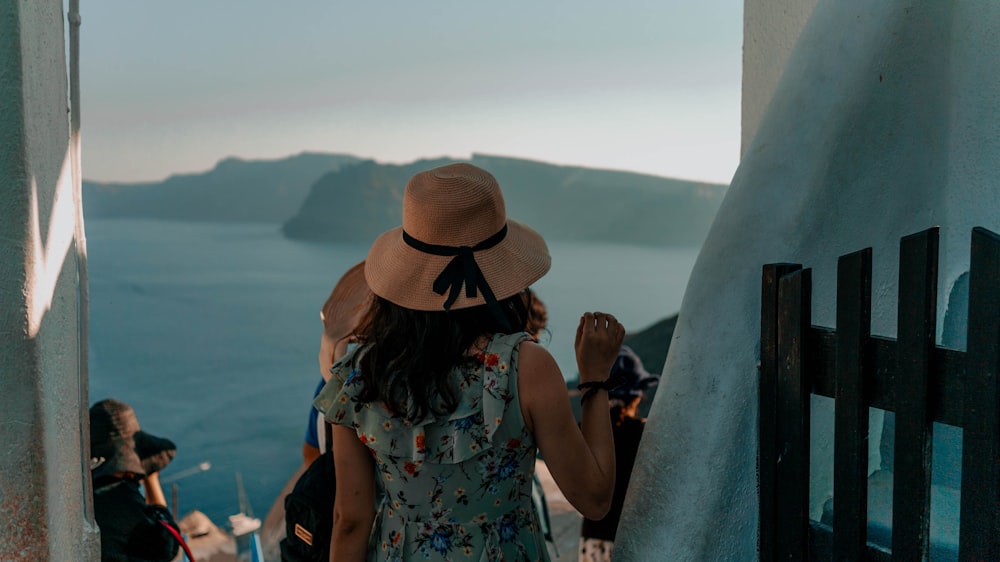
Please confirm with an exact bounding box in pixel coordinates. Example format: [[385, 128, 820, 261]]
[[324, 261, 372, 342], [134, 431, 177, 475], [91, 436, 145, 479], [365, 219, 551, 311]]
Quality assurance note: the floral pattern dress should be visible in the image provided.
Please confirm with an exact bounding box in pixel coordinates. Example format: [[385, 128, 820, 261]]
[[314, 332, 550, 562]]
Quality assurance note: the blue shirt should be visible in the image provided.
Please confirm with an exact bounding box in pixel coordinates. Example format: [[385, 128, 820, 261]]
[[303, 378, 326, 449]]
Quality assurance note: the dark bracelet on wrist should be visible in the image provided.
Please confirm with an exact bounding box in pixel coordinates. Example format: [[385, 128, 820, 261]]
[[578, 373, 626, 405], [578, 386, 606, 405]]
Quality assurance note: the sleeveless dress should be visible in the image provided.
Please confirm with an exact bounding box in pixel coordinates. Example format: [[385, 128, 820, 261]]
[[313, 332, 550, 562]]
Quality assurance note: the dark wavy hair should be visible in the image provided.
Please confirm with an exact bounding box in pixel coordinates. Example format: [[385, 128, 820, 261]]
[[354, 290, 532, 422]]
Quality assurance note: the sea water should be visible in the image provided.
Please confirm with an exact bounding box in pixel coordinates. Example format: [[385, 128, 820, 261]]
[[86, 219, 699, 524]]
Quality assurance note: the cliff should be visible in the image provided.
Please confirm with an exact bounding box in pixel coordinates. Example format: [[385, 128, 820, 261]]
[[283, 154, 727, 247], [83, 152, 359, 223]]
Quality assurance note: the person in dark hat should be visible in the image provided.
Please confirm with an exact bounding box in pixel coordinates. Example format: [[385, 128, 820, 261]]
[[579, 345, 659, 562], [90, 398, 181, 562]]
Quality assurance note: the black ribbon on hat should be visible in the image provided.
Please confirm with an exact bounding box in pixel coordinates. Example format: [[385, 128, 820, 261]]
[[402, 224, 511, 330]]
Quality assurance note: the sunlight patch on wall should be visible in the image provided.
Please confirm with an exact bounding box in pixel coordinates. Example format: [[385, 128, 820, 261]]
[[26, 144, 76, 337]]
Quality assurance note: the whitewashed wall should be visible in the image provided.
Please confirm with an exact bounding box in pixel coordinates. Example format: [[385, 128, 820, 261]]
[[615, 1, 1000, 559], [0, 1, 97, 560], [740, 0, 818, 154]]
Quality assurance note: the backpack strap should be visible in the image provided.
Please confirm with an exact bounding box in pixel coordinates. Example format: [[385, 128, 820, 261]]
[[322, 417, 334, 454], [159, 519, 196, 562]]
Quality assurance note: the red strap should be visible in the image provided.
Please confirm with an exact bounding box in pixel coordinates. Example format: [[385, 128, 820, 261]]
[[159, 520, 196, 562]]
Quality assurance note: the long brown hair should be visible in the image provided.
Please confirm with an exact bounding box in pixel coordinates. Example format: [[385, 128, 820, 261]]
[[354, 292, 530, 422]]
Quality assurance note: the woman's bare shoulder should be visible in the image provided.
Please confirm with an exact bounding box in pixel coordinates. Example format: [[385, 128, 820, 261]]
[[516, 340, 567, 404], [517, 340, 560, 373]]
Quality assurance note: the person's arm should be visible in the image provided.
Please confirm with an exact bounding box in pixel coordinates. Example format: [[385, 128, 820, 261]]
[[330, 424, 375, 561], [302, 442, 321, 466], [143, 471, 167, 507], [519, 312, 623, 520]]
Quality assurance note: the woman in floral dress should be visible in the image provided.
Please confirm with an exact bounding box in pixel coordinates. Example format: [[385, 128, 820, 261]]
[[315, 163, 623, 561]]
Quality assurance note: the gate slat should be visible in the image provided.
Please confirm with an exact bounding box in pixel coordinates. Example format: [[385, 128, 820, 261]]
[[760, 263, 802, 561], [959, 227, 1000, 560], [776, 268, 812, 560], [834, 248, 873, 560], [806, 329, 966, 426], [891, 227, 939, 561]]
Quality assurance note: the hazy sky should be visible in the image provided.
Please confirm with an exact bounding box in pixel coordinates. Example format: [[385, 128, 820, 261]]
[[80, 1, 743, 184]]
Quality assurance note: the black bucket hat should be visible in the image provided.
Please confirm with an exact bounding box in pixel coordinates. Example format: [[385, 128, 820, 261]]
[[90, 399, 176, 478], [608, 346, 659, 400]]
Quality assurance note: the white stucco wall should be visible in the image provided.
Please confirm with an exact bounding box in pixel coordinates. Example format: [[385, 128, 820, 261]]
[[0, 1, 97, 560], [615, 0, 1000, 559], [740, 0, 818, 154]]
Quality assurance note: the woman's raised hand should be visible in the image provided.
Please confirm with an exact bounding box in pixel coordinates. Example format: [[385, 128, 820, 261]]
[[574, 312, 626, 383]]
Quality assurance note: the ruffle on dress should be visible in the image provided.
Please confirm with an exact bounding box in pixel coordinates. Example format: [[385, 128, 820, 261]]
[[369, 502, 547, 562], [314, 332, 532, 465]]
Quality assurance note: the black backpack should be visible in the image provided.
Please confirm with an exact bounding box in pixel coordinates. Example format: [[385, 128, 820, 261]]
[[280, 447, 336, 561]]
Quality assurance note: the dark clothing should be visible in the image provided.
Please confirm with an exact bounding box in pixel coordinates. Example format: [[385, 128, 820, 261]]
[[93, 477, 180, 562], [580, 412, 646, 541]]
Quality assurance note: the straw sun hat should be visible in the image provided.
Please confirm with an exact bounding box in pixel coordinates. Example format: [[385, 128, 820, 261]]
[[321, 260, 372, 343], [364, 163, 551, 316]]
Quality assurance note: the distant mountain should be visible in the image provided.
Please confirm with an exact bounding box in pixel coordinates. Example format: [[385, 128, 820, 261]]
[[83, 152, 360, 223], [283, 154, 727, 247]]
